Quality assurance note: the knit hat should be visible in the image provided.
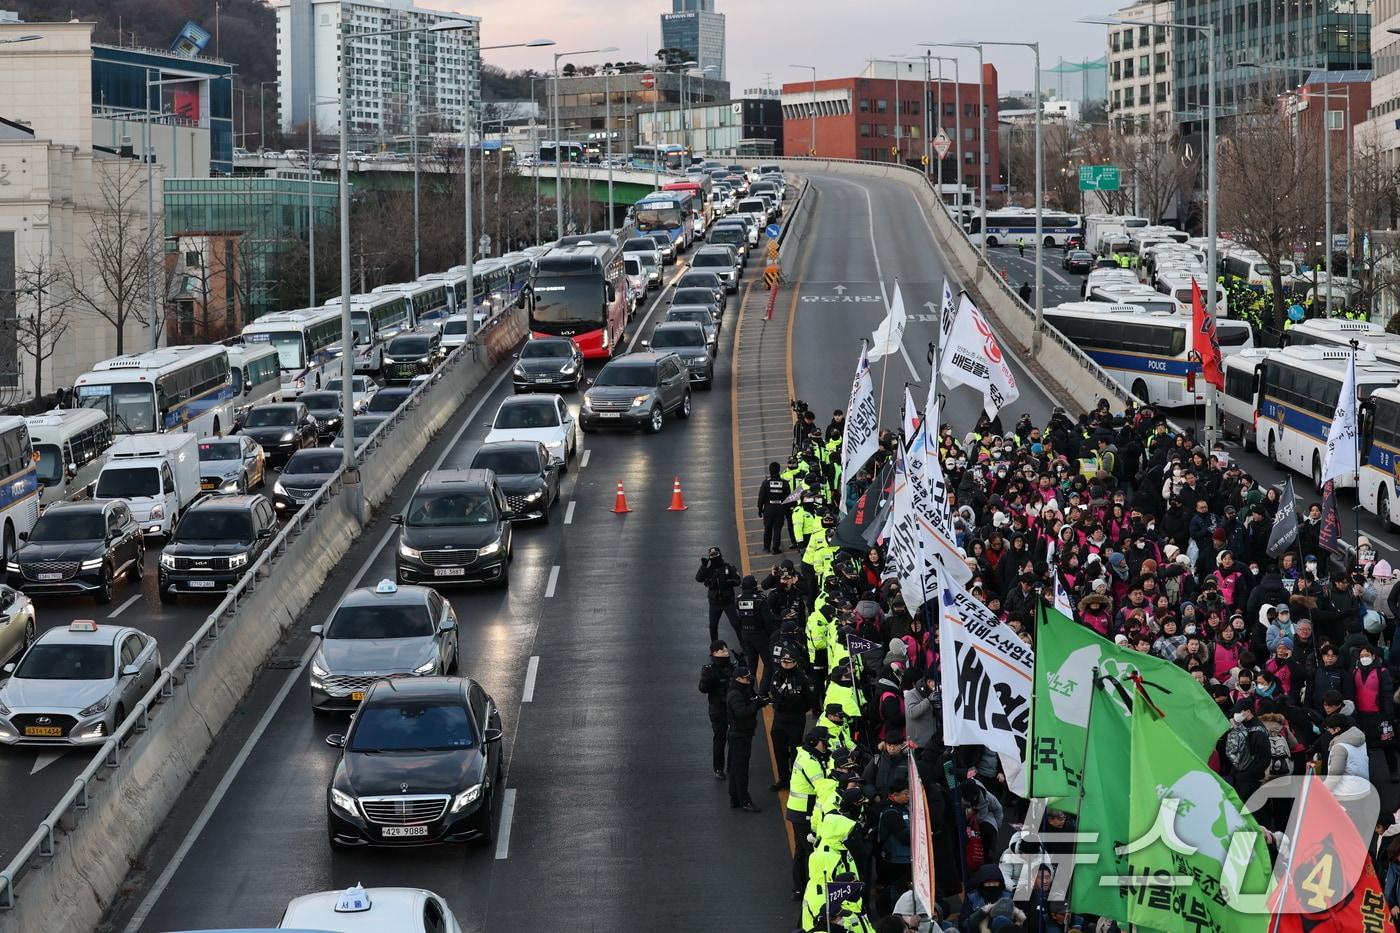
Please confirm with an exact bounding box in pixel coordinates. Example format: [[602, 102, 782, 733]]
[[740, 574, 757, 589], [1376, 559, 1394, 579], [886, 639, 909, 659], [1163, 544, 1181, 561], [1277, 637, 1294, 651]]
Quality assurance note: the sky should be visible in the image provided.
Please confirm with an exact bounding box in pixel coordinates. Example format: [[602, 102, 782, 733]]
[[417, 0, 1110, 98]]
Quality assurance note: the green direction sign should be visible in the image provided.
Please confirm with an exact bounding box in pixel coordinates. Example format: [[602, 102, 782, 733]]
[[1079, 164, 1121, 192]]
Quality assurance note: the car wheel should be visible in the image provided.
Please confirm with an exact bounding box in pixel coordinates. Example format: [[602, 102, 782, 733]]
[[677, 392, 693, 419], [0, 525, 12, 578], [498, 563, 511, 589], [648, 405, 664, 434], [1268, 433, 1277, 462], [1131, 379, 1149, 404], [20, 616, 35, 652], [132, 551, 145, 581], [540, 497, 552, 524], [476, 786, 496, 846], [237, 475, 248, 495], [702, 367, 714, 391], [96, 567, 113, 605], [1311, 454, 1323, 492], [1382, 486, 1396, 533]]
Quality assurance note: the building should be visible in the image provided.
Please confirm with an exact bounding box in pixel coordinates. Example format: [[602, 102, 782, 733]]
[[637, 98, 782, 157], [661, 0, 726, 82], [545, 69, 729, 157], [275, 0, 480, 139], [1105, 0, 1174, 134], [780, 61, 1000, 191], [1359, 0, 1400, 160], [1000, 99, 1082, 124]]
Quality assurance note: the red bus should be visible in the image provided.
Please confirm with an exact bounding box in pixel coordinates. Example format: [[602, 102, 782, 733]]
[[529, 242, 630, 360]]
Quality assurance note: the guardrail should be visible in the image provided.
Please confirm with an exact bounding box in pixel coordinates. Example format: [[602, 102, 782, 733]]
[[0, 309, 519, 919]]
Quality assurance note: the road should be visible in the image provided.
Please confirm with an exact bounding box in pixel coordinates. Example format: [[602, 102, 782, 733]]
[[102, 239, 792, 932]]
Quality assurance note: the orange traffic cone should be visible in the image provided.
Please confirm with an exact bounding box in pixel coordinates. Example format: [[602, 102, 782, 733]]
[[610, 480, 631, 513], [668, 476, 688, 511]]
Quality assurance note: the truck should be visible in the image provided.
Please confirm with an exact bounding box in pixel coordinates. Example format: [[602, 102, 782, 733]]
[[91, 434, 201, 537]]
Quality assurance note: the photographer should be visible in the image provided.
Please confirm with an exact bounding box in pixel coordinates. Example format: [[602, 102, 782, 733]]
[[695, 546, 741, 642]]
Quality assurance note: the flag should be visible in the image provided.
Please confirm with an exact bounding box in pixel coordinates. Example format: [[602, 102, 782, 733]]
[[845, 632, 881, 656], [834, 460, 893, 550], [1045, 539, 1074, 618], [907, 748, 938, 915], [1267, 477, 1300, 559], [1320, 346, 1359, 484], [1124, 685, 1274, 933], [939, 279, 957, 356], [1029, 607, 1229, 808], [938, 580, 1032, 795], [840, 343, 879, 514], [1191, 278, 1225, 390], [1320, 480, 1341, 554], [887, 446, 931, 611], [1270, 773, 1396, 933], [868, 281, 908, 361], [1069, 675, 1136, 924], [938, 293, 1020, 417]]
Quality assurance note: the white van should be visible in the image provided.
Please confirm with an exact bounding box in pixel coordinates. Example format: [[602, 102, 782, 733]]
[[26, 409, 113, 508], [92, 434, 201, 537]]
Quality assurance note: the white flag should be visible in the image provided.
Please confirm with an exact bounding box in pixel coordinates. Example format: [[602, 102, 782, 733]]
[[840, 343, 880, 514], [921, 377, 951, 540], [938, 579, 1032, 795], [938, 278, 957, 359], [938, 293, 1020, 417], [1046, 537, 1074, 618], [904, 387, 969, 588], [907, 748, 937, 914], [887, 446, 931, 610], [867, 281, 908, 361], [1320, 346, 1359, 484]]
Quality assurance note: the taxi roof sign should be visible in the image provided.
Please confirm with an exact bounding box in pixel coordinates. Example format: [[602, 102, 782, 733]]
[[68, 620, 99, 633], [375, 579, 397, 594], [334, 883, 372, 913]]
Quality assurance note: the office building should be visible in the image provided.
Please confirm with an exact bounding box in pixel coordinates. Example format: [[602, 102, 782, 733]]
[[275, 0, 480, 139], [661, 0, 726, 82], [546, 69, 729, 157], [1105, 0, 1174, 134], [637, 98, 782, 157], [1359, 0, 1400, 158]]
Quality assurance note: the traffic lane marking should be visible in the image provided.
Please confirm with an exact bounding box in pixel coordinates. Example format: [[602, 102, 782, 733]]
[[107, 592, 143, 618], [544, 565, 560, 598], [522, 656, 539, 703], [580, 448, 591, 468], [495, 787, 517, 859], [563, 500, 576, 524]]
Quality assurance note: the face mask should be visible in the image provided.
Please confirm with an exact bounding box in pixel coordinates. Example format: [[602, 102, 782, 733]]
[[1232, 711, 1247, 724], [1136, 541, 1145, 550], [1255, 684, 1269, 695], [1361, 656, 1375, 667]]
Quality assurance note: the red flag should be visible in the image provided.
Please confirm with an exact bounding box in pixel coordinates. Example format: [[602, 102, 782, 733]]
[[1191, 278, 1225, 390], [1269, 774, 1396, 933]]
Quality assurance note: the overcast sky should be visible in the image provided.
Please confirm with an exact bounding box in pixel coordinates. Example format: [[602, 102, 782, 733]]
[[418, 0, 1110, 97]]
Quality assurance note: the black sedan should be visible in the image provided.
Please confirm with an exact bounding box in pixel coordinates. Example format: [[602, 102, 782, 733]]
[[468, 441, 559, 523], [10, 500, 143, 603], [511, 337, 585, 394], [669, 286, 723, 322], [1062, 250, 1095, 274], [237, 402, 318, 466], [325, 677, 503, 848], [297, 391, 345, 440], [272, 448, 343, 513]]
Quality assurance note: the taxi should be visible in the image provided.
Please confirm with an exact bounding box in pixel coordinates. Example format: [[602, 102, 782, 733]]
[[278, 884, 463, 932]]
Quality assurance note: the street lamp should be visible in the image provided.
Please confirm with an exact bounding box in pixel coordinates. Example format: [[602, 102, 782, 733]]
[[1082, 13, 1216, 447], [553, 47, 619, 238], [926, 43, 988, 260], [790, 65, 817, 157]]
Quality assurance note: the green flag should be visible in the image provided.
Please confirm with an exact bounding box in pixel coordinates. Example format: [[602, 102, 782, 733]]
[[1067, 675, 1135, 923], [1124, 688, 1274, 933], [1029, 607, 1229, 807]]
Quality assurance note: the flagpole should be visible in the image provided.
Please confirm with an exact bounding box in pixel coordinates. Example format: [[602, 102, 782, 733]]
[[1027, 595, 1045, 801], [1350, 339, 1360, 552], [1067, 668, 1105, 920]]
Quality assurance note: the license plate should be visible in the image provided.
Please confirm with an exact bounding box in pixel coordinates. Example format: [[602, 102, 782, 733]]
[[535, 376, 553, 382], [23, 726, 62, 737], [188, 580, 216, 588], [350, 691, 365, 701], [382, 825, 429, 838], [200, 481, 216, 490], [433, 567, 465, 577], [599, 412, 622, 419], [36, 573, 62, 581]]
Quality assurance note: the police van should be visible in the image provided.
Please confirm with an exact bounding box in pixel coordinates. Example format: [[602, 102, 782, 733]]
[[25, 408, 113, 508]]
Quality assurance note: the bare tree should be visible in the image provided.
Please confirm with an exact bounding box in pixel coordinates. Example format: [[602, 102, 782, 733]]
[[1129, 126, 1194, 223], [13, 252, 73, 400], [63, 159, 156, 355], [1343, 130, 1400, 318]]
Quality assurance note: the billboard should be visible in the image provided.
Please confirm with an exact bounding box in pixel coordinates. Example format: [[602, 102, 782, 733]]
[[169, 21, 211, 58]]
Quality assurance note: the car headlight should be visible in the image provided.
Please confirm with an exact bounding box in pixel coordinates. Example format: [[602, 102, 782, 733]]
[[413, 654, 438, 675], [279, 431, 295, 442], [149, 504, 164, 520], [631, 394, 652, 408], [273, 480, 286, 496], [80, 557, 105, 571], [79, 696, 110, 717], [159, 553, 177, 569], [219, 477, 241, 492], [228, 552, 248, 569], [523, 489, 544, 502], [478, 540, 501, 557], [310, 653, 329, 679], [560, 363, 578, 375], [330, 787, 358, 816], [399, 541, 421, 559], [450, 783, 483, 812], [513, 365, 526, 378], [0, 699, 10, 717]]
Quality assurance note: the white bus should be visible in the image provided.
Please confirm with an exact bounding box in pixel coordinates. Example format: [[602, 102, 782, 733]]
[[1084, 285, 1179, 315], [241, 306, 343, 396], [26, 408, 112, 508], [373, 280, 451, 325], [967, 209, 1081, 248], [0, 416, 39, 565], [1360, 386, 1400, 527], [1219, 348, 1272, 450], [1254, 346, 1400, 490], [1153, 271, 1229, 317], [226, 343, 283, 420], [1280, 318, 1389, 350], [1222, 249, 1295, 291], [417, 270, 471, 316], [73, 345, 235, 438], [327, 292, 412, 374], [1043, 302, 1254, 408]]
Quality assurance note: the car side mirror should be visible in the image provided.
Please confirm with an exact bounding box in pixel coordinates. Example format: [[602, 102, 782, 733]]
[[512, 352, 520, 359], [2, 662, 13, 676], [16, 531, 26, 542], [121, 663, 140, 677], [258, 527, 275, 540], [309, 624, 324, 637], [483, 727, 503, 743], [605, 283, 617, 303], [584, 377, 594, 387], [389, 513, 404, 525], [639, 339, 649, 349], [66, 463, 78, 478], [325, 733, 346, 748], [438, 618, 457, 633]]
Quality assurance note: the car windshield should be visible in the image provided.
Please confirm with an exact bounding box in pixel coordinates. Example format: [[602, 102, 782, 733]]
[[623, 240, 655, 253], [15, 643, 113, 680], [352, 418, 381, 438], [299, 392, 340, 411], [679, 275, 718, 289], [520, 341, 572, 360], [198, 441, 242, 462], [406, 490, 497, 525], [710, 229, 743, 242], [593, 363, 656, 387], [532, 275, 605, 327], [673, 289, 715, 306], [367, 391, 410, 413], [326, 603, 434, 639], [244, 407, 295, 427], [650, 328, 705, 349], [693, 253, 729, 268], [494, 402, 559, 429], [176, 510, 255, 543], [471, 448, 540, 475], [95, 467, 159, 499], [349, 701, 475, 752], [443, 319, 469, 335], [668, 310, 711, 325], [388, 336, 431, 356], [283, 451, 341, 475], [28, 511, 105, 542]]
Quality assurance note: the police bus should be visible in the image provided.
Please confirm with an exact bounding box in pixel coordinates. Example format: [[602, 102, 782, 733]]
[[325, 292, 412, 374], [1359, 386, 1400, 528], [26, 408, 112, 507], [530, 242, 629, 360], [1222, 248, 1296, 292], [967, 209, 1081, 248], [632, 144, 690, 172], [417, 269, 471, 318], [226, 343, 283, 421], [1219, 348, 1272, 450], [632, 192, 695, 251], [73, 345, 236, 438], [373, 280, 451, 326], [241, 306, 344, 396], [0, 417, 38, 566], [1279, 318, 1394, 350]]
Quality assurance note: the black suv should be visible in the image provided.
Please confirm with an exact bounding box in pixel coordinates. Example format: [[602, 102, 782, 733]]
[[365, 386, 415, 415], [325, 676, 503, 848], [236, 402, 318, 466], [393, 469, 514, 587], [383, 329, 444, 383], [9, 500, 143, 603], [581, 350, 692, 433], [157, 494, 278, 602]]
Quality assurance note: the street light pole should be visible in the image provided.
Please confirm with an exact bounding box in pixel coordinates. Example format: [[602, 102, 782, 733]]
[[931, 43, 988, 258], [605, 69, 614, 229]]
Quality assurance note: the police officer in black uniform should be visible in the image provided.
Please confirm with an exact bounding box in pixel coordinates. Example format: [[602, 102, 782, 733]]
[[694, 546, 741, 642], [734, 574, 777, 676], [766, 649, 818, 789], [757, 461, 793, 554], [760, 615, 807, 696], [698, 640, 735, 779]]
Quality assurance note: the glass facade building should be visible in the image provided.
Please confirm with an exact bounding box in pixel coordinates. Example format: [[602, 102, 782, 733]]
[[661, 8, 726, 81]]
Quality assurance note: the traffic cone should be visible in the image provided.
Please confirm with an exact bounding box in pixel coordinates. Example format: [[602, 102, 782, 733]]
[[668, 476, 688, 511], [610, 481, 631, 513]]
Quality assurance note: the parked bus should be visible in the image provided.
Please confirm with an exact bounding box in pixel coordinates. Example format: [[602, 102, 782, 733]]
[[1043, 302, 1254, 408], [1218, 348, 1273, 450], [241, 306, 343, 396], [418, 269, 471, 317], [539, 140, 583, 164], [1279, 318, 1391, 350], [1361, 386, 1400, 527], [1222, 248, 1296, 291], [326, 292, 413, 374], [633, 192, 694, 251], [1255, 346, 1400, 490], [226, 343, 283, 422], [26, 408, 112, 508], [73, 345, 235, 438], [968, 209, 1081, 248], [632, 144, 690, 172], [0, 417, 38, 563], [530, 242, 629, 359], [373, 280, 451, 325], [1154, 270, 1229, 317]]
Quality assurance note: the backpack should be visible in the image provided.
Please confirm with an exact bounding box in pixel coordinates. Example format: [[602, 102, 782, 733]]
[[1267, 732, 1293, 777], [1225, 725, 1260, 774]]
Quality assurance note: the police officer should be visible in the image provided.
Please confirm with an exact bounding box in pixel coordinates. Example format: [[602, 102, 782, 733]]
[[788, 727, 832, 897], [767, 649, 818, 790], [725, 664, 765, 812], [1018, 280, 1032, 304], [698, 641, 734, 779], [757, 461, 792, 554], [694, 546, 741, 642], [761, 614, 807, 695], [734, 574, 776, 675]]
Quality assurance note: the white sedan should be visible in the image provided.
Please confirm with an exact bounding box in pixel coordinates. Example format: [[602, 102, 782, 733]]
[[483, 394, 577, 470], [280, 885, 462, 932], [325, 375, 379, 413]]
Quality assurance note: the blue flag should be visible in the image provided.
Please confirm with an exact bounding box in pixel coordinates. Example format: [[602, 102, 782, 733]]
[[845, 633, 880, 656]]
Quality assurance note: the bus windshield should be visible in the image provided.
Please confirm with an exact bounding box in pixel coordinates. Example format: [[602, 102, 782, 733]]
[[259, 331, 305, 370], [533, 276, 604, 327], [33, 444, 62, 486], [76, 383, 156, 434], [350, 312, 373, 346], [636, 206, 684, 229]]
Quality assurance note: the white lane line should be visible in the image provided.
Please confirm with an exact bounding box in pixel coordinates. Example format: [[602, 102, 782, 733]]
[[495, 787, 517, 860], [121, 366, 512, 933], [857, 182, 920, 382], [29, 751, 64, 775], [544, 564, 560, 598], [563, 500, 576, 525], [580, 448, 591, 468], [108, 592, 143, 619], [522, 656, 539, 703]]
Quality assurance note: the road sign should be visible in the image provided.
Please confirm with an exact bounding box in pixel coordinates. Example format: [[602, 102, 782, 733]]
[[766, 240, 780, 260], [920, 154, 929, 166], [932, 131, 951, 159], [640, 71, 656, 90], [1332, 233, 1349, 251], [765, 223, 782, 239], [1078, 164, 1121, 192], [479, 234, 491, 257]]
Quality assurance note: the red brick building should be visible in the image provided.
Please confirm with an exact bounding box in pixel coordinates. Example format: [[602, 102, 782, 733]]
[[781, 61, 999, 191]]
